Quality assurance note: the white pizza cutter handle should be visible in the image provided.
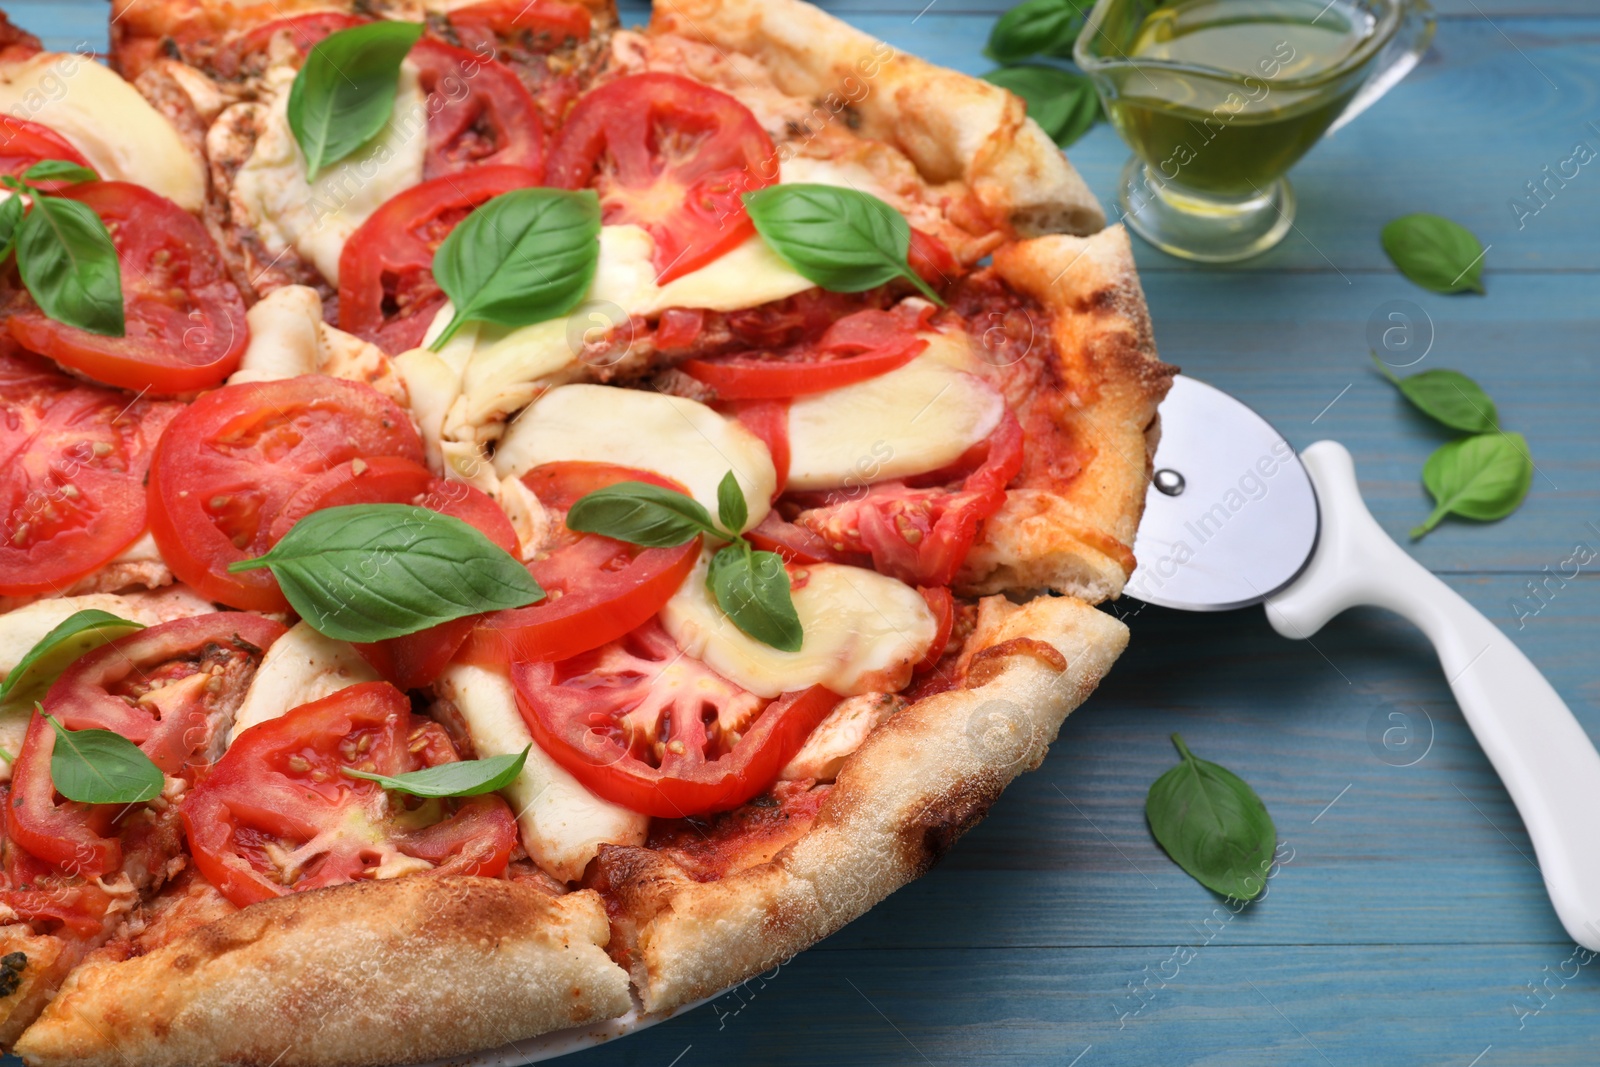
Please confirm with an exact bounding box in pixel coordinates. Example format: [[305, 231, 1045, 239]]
[[1264, 441, 1600, 951]]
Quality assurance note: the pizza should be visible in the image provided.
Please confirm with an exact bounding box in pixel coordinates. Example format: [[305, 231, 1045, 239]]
[[0, 0, 1174, 1063]]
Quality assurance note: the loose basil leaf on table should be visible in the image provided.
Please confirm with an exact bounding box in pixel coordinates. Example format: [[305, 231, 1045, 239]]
[[986, 0, 1089, 64], [46, 712, 164, 805], [289, 19, 424, 181], [708, 544, 804, 654], [228, 504, 545, 642], [1146, 733, 1276, 901], [429, 188, 602, 350], [343, 746, 530, 797], [0, 610, 144, 710], [566, 481, 718, 547], [716, 470, 749, 534], [22, 159, 99, 185], [16, 193, 124, 337], [743, 184, 946, 306], [982, 64, 1100, 148], [1411, 432, 1533, 540], [1381, 213, 1487, 295], [1372, 353, 1498, 434]]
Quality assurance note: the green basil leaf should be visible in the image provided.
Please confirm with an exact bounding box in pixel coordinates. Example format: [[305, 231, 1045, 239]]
[[716, 471, 748, 535], [1412, 432, 1532, 539], [986, 0, 1088, 63], [566, 481, 717, 547], [288, 20, 424, 181], [342, 746, 529, 797], [22, 159, 98, 185], [0, 194, 24, 262], [16, 194, 124, 337], [982, 64, 1100, 148], [0, 611, 144, 710], [1381, 213, 1487, 295], [743, 184, 945, 306], [708, 544, 802, 653], [229, 504, 544, 642], [429, 188, 601, 350], [1146, 734, 1276, 900], [46, 713, 163, 805], [1373, 353, 1497, 434]]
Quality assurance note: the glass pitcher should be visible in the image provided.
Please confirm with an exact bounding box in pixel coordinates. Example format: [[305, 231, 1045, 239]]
[[1074, 0, 1436, 262]]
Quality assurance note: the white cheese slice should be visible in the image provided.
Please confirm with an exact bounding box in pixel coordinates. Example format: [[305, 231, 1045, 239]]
[[660, 553, 936, 698], [785, 341, 1006, 491], [493, 384, 776, 532], [228, 621, 380, 744], [437, 663, 648, 883], [0, 54, 206, 212], [233, 61, 428, 284], [229, 285, 406, 405]]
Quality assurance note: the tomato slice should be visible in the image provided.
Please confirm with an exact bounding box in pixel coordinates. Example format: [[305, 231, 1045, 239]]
[[5, 182, 248, 394], [0, 116, 91, 190], [410, 39, 546, 179], [0, 357, 181, 597], [211, 13, 368, 78], [1, 820, 119, 937], [513, 622, 840, 817], [147, 377, 425, 611], [181, 681, 518, 908], [338, 166, 542, 353], [548, 72, 777, 283], [683, 309, 929, 400], [914, 586, 955, 674], [442, 0, 591, 42], [726, 399, 791, 495], [7, 613, 285, 879], [462, 462, 699, 667]]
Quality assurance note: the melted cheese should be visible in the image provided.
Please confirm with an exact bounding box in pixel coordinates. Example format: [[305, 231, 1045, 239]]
[[493, 384, 776, 532], [0, 54, 206, 212], [660, 554, 936, 698], [233, 61, 427, 284], [228, 622, 380, 744], [779, 692, 903, 781], [230, 285, 405, 404], [437, 663, 648, 883]]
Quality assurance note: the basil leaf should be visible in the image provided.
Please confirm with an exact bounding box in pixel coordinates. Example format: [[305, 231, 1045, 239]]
[[342, 746, 529, 797], [0, 194, 24, 261], [16, 194, 124, 337], [0, 611, 144, 710], [982, 65, 1100, 148], [743, 184, 945, 306], [46, 713, 163, 805], [986, 0, 1088, 63], [1381, 213, 1487, 295], [229, 504, 544, 642], [1146, 734, 1276, 900], [1411, 432, 1532, 539], [566, 481, 717, 547], [1373, 354, 1497, 434], [22, 159, 98, 185], [288, 20, 424, 181], [708, 544, 802, 653], [429, 188, 601, 350], [716, 471, 748, 535]]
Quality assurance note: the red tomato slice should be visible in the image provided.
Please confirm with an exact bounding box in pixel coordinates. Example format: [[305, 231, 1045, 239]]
[[181, 681, 518, 908], [211, 13, 368, 78], [7, 613, 285, 879], [418, 478, 520, 556], [0, 818, 119, 937], [0, 116, 91, 190], [410, 39, 546, 179], [548, 72, 777, 283], [914, 586, 955, 674], [338, 166, 542, 353], [443, 0, 591, 41], [726, 399, 790, 494], [513, 621, 840, 817], [0, 359, 181, 597], [789, 412, 1024, 588], [147, 377, 425, 611], [5, 182, 248, 394], [462, 462, 699, 667], [683, 309, 929, 400]]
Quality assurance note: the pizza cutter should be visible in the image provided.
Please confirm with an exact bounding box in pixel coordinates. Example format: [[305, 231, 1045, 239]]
[[1127, 375, 1600, 950]]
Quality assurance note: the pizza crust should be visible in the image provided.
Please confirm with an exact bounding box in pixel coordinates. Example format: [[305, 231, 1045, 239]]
[[13, 877, 632, 1067]]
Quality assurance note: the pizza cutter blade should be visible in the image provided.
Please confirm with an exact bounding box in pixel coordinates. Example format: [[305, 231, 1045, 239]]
[[1127, 375, 1600, 951]]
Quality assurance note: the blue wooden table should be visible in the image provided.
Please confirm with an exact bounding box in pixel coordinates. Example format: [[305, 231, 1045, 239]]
[[29, 1, 1600, 1064]]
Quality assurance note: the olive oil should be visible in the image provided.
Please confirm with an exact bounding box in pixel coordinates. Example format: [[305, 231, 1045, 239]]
[[1103, 0, 1377, 197]]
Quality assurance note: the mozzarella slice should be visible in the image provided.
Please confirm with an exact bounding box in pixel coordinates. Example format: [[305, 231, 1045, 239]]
[[228, 621, 380, 744], [493, 384, 776, 532], [230, 285, 407, 402], [233, 61, 427, 284], [437, 663, 648, 883], [660, 554, 937, 698], [786, 342, 1006, 491], [0, 54, 206, 212]]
